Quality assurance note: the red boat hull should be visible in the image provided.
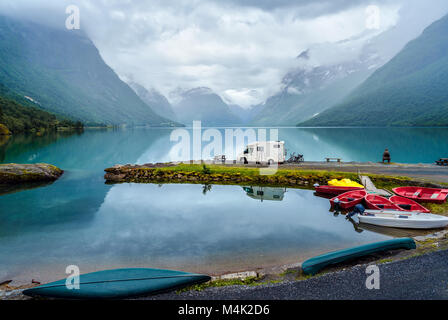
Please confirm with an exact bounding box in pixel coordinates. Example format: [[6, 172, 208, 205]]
[[389, 195, 430, 213], [364, 194, 404, 211], [315, 186, 364, 196], [393, 187, 448, 204], [330, 190, 367, 209]]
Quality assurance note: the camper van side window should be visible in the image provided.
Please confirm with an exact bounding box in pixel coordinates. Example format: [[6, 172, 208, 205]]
[[274, 144, 281, 148], [249, 148, 254, 154], [257, 146, 264, 151]]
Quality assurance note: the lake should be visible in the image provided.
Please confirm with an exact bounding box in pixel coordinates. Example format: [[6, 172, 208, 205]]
[[1, 127, 446, 284]]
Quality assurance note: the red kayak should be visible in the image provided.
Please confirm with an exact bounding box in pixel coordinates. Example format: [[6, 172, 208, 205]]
[[364, 194, 404, 211], [315, 185, 364, 196], [393, 187, 448, 204], [330, 190, 367, 209], [389, 195, 431, 213]]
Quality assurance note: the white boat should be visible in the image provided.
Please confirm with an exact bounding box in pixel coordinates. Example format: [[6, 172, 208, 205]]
[[358, 210, 448, 229]]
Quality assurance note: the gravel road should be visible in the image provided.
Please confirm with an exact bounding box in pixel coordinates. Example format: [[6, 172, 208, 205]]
[[146, 249, 448, 300]]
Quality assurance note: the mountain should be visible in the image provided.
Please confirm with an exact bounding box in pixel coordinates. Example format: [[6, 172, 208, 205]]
[[0, 15, 175, 126], [251, 57, 378, 126], [228, 104, 262, 123], [251, 10, 447, 127], [128, 82, 177, 121], [0, 83, 81, 133], [301, 14, 448, 127], [171, 87, 241, 126]]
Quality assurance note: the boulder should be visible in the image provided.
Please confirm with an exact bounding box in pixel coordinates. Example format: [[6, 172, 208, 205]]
[[0, 163, 63, 184]]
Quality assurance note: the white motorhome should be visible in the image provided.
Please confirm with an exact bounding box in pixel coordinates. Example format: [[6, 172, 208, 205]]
[[243, 186, 286, 202], [238, 141, 286, 164]]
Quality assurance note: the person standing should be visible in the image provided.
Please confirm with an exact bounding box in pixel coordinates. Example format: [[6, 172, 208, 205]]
[[382, 148, 391, 163]]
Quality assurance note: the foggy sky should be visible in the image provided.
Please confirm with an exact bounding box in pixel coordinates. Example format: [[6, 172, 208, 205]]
[[1, 0, 447, 107]]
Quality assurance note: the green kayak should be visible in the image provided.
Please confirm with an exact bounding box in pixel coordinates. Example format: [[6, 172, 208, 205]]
[[302, 238, 416, 276], [22, 268, 211, 299]]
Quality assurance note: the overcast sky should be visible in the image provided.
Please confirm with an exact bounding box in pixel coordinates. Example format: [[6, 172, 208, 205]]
[[1, 0, 448, 107]]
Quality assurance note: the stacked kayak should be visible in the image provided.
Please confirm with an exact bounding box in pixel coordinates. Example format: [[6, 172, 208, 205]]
[[393, 187, 448, 204], [330, 190, 367, 209], [359, 210, 448, 229]]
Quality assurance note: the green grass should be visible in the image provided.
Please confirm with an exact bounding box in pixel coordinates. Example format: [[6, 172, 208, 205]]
[[426, 202, 448, 216], [153, 164, 361, 180], [250, 279, 283, 286], [369, 175, 414, 190], [137, 164, 418, 187], [177, 276, 261, 293], [377, 259, 394, 264], [279, 269, 299, 277]]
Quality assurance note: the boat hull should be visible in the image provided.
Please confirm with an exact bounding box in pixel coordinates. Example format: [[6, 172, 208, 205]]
[[389, 195, 430, 213], [301, 238, 416, 275], [364, 194, 404, 211], [22, 268, 211, 299], [315, 186, 364, 196], [330, 190, 367, 209], [393, 187, 448, 204], [359, 212, 448, 229]]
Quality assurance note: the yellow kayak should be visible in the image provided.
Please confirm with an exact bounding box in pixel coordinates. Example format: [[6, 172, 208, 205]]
[[328, 179, 364, 188]]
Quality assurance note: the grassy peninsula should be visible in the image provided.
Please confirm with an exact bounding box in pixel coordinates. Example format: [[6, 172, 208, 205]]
[[104, 163, 415, 188]]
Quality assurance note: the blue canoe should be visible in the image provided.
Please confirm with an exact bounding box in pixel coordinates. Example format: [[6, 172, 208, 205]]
[[301, 238, 416, 276], [22, 268, 211, 299]]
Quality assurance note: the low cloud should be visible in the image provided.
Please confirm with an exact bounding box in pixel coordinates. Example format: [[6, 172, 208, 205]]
[[0, 0, 447, 107]]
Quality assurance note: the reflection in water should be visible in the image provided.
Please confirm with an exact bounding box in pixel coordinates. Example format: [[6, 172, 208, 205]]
[[202, 184, 212, 195], [243, 186, 287, 202], [1, 127, 447, 284], [0, 181, 56, 197], [0, 131, 80, 163], [357, 222, 435, 238], [346, 216, 364, 234], [0, 184, 390, 283], [0, 129, 172, 238]]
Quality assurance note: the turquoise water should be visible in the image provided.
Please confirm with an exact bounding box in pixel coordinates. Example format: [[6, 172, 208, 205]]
[[0, 127, 445, 284]]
